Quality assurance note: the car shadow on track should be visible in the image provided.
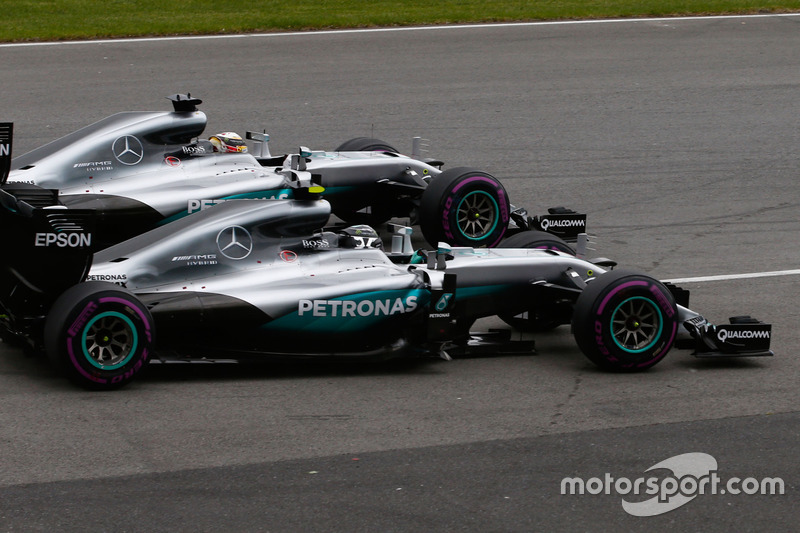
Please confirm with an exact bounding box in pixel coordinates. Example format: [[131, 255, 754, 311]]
[[139, 324, 598, 385], [141, 356, 449, 385], [2, 326, 588, 390], [672, 356, 770, 372]]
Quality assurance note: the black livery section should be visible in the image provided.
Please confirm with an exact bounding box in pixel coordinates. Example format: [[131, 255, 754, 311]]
[[136, 292, 272, 356], [0, 185, 95, 340]]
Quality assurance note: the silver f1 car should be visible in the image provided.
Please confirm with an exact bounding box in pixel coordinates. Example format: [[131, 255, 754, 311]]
[[0, 94, 586, 251], [0, 191, 772, 389]]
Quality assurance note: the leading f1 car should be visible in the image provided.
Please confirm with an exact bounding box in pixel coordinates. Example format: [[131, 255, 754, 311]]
[[0, 189, 772, 389], [0, 94, 585, 251]]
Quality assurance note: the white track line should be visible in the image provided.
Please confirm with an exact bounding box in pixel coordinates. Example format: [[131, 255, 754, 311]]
[[664, 269, 800, 284], [1, 13, 799, 48]]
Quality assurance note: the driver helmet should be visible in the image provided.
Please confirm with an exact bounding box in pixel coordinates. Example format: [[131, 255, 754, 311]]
[[209, 132, 248, 153]]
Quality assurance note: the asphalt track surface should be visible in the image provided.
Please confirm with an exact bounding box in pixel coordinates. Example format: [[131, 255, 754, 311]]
[[1, 15, 799, 531]]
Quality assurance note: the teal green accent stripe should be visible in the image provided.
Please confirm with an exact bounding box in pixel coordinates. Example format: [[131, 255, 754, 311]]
[[456, 285, 514, 298], [156, 189, 297, 225], [263, 289, 429, 333], [224, 189, 294, 200], [261, 285, 514, 334], [156, 185, 362, 226]]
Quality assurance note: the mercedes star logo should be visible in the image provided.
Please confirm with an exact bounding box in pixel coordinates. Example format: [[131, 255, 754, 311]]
[[112, 135, 144, 165], [216, 225, 253, 260]]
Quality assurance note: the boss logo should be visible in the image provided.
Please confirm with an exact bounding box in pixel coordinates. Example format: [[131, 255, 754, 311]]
[[182, 145, 207, 155], [302, 239, 330, 249]]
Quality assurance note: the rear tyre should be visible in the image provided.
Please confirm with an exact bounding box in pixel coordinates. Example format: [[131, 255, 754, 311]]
[[44, 282, 154, 390], [419, 167, 510, 248], [572, 269, 678, 371]]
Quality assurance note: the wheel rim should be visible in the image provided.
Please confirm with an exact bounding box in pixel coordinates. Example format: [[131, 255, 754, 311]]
[[610, 297, 663, 353], [81, 311, 138, 370], [456, 190, 499, 240]]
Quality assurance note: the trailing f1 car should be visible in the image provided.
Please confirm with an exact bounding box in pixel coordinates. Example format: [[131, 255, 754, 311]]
[[0, 94, 585, 251], [0, 192, 772, 389]]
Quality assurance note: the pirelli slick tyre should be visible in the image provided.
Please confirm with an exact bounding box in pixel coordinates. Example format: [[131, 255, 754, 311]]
[[44, 282, 154, 390], [419, 167, 510, 248], [498, 230, 576, 331], [572, 270, 678, 372], [335, 137, 398, 152], [499, 230, 576, 255]]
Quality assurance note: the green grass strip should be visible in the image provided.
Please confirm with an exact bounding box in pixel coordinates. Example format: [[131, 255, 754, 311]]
[[2, 1, 800, 42]]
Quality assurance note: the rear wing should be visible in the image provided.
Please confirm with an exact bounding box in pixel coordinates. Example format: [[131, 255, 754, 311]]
[[0, 185, 95, 330]]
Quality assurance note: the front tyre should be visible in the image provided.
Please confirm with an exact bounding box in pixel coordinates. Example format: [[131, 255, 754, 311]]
[[419, 167, 510, 248], [572, 269, 678, 371], [335, 137, 398, 152], [499, 230, 576, 255], [44, 282, 154, 390]]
